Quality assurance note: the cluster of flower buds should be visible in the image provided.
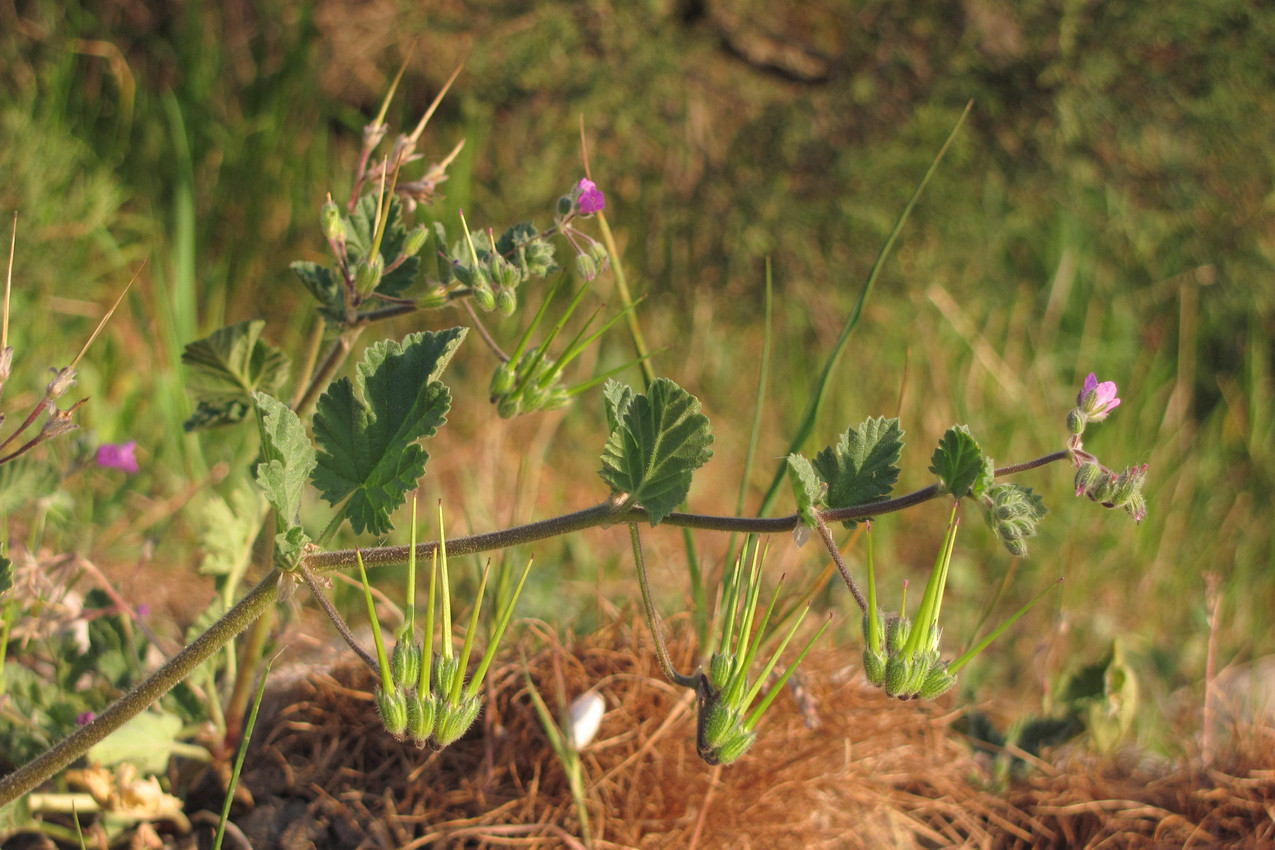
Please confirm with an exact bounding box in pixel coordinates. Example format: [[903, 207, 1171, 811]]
[[362, 503, 532, 749], [437, 214, 557, 316], [1066, 373, 1148, 524], [319, 195, 431, 308], [861, 507, 1059, 701], [694, 542, 830, 765], [488, 275, 645, 419]]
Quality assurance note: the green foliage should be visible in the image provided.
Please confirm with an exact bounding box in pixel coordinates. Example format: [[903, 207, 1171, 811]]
[[929, 425, 987, 499], [811, 417, 904, 524], [785, 453, 823, 531], [599, 377, 714, 525], [312, 328, 466, 535], [252, 393, 315, 566], [86, 712, 184, 774], [0, 556, 10, 596], [0, 457, 60, 513], [182, 321, 290, 430]]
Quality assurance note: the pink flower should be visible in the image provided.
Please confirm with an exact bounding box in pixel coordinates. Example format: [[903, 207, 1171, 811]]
[[574, 178, 606, 215], [96, 441, 139, 474], [1077, 373, 1121, 421]]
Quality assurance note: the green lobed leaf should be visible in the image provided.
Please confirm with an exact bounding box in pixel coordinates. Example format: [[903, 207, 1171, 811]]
[[290, 260, 344, 320], [87, 711, 184, 774], [602, 378, 635, 434], [253, 393, 316, 565], [312, 328, 466, 535], [812, 417, 904, 524], [182, 320, 290, 430], [786, 453, 824, 530], [198, 479, 266, 583], [598, 377, 714, 525], [970, 456, 996, 500], [929, 425, 984, 498]]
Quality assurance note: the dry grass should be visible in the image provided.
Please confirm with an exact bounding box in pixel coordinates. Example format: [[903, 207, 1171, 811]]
[[211, 617, 1275, 849]]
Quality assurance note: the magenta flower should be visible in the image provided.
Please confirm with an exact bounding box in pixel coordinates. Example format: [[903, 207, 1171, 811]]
[[96, 441, 139, 474], [574, 178, 606, 215], [77, 711, 96, 726], [1077, 373, 1121, 421]]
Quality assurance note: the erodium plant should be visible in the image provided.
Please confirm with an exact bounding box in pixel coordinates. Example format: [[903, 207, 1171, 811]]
[[0, 76, 1148, 813]]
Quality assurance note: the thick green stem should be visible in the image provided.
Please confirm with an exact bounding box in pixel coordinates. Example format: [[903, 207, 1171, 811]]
[[0, 569, 282, 808]]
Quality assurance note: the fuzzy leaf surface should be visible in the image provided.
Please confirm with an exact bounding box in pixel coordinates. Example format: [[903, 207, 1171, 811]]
[[313, 328, 465, 535], [786, 453, 824, 530], [930, 425, 985, 498], [813, 417, 904, 523], [599, 377, 714, 525], [182, 321, 290, 430], [254, 393, 315, 565]]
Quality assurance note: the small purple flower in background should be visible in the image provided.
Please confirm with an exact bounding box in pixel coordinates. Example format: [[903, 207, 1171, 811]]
[[77, 711, 96, 726], [96, 441, 139, 474], [574, 178, 606, 215], [1077, 373, 1121, 421], [137, 603, 151, 619]]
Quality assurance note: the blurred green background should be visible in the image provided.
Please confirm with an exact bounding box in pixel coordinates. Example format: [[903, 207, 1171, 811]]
[[2, 0, 1272, 750]]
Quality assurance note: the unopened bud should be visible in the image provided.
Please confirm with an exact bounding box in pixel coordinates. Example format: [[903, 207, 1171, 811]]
[[432, 695, 481, 748], [402, 224, 430, 258], [353, 255, 384, 298], [1074, 462, 1103, 497], [391, 631, 422, 690], [884, 654, 913, 698], [376, 685, 409, 739], [495, 285, 517, 316], [406, 690, 437, 745], [709, 652, 733, 691], [1066, 408, 1086, 436], [321, 201, 346, 243], [490, 363, 517, 399]]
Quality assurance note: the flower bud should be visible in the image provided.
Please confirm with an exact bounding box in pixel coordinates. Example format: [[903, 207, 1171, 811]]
[[1074, 462, 1103, 497], [495, 285, 517, 316], [496, 394, 521, 419], [708, 652, 733, 691], [406, 690, 437, 745], [700, 700, 737, 750], [543, 385, 572, 411], [705, 728, 757, 766], [402, 224, 430, 258], [862, 646, 887, 686], [432, 694, 481, 748], [391, 633, 422, 691], [918, 662, 957, 700], [885, 615, 910, 655], [353, 255, 384, 298], [321, 200, 346, 243], [432, 654, 461, 698], [471, 275, 496, 312], [376, 685, 409, 739], [557, 194, 574, 217], [884, 654, 914, 698], [1066, 408, 1086, 436], [575, 251, 598, 281], [490, 363, 517, 399]]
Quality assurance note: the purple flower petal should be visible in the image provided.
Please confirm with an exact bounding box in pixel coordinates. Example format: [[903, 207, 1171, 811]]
[[96, 441, 139, 474], [575, 178, 606, 215]]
